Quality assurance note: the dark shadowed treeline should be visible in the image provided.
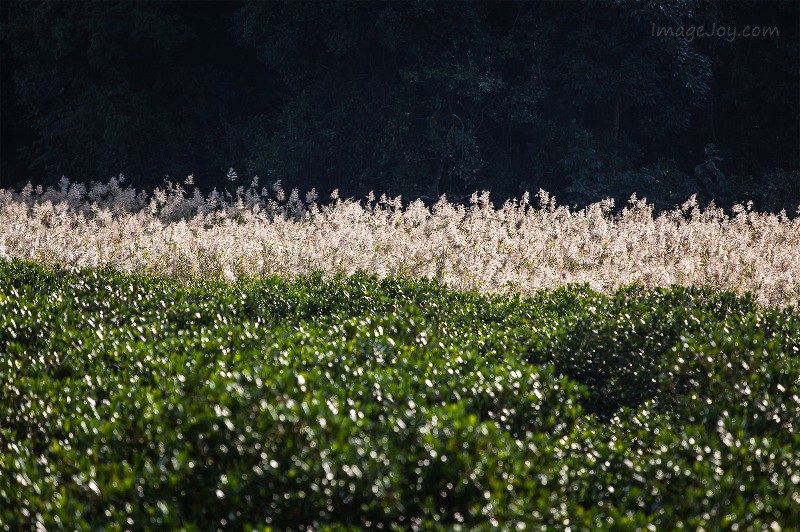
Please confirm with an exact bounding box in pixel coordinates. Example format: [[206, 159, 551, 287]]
[[1, 1, 798, 211]]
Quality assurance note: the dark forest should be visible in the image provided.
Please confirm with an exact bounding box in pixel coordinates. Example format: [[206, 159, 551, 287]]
[[2, 1, 798, 212]]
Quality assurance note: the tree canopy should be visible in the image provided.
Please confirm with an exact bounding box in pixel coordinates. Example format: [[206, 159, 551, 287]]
[[2, 0, 797, 211]]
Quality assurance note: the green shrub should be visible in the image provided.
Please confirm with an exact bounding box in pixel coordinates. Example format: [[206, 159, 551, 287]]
[[2, 259, 798, 530]]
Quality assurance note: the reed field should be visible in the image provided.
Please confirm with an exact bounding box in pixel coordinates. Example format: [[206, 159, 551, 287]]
[[1, 174, 799, 307]]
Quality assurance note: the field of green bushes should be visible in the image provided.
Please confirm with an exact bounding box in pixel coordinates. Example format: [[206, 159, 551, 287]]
[[1, 258, 799, 530]]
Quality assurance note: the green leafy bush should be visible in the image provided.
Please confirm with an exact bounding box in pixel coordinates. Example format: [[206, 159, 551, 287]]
[[1, 259, 798, 530]]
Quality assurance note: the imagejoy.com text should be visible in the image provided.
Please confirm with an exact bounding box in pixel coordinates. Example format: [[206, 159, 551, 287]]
[[652, 23, 779, 42]]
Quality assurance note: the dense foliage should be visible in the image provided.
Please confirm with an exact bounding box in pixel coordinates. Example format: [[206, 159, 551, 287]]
[[2, 1, 798, 211], [2, 259, 798, 530]]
